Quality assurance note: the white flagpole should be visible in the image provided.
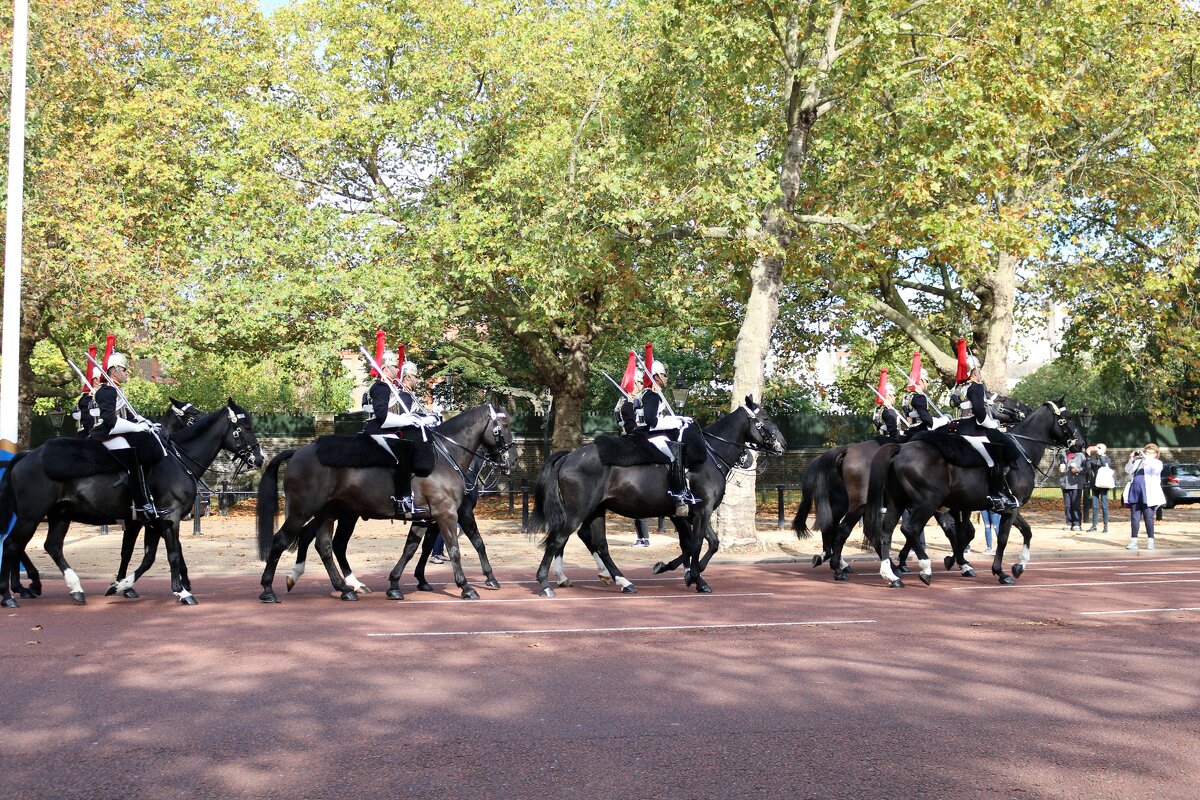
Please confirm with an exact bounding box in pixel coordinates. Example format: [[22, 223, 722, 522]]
[[1, 0, 30, 453]]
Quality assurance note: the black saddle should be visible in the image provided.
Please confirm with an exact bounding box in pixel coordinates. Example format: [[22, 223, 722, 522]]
[[43, 433, 165, 481], [908, 427, 1020, 469], [595, 426, 707, 469], [314, 434, 436, 477]]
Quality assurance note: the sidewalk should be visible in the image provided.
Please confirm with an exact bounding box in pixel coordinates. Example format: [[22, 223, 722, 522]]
[[26, 505, 1200, 583]]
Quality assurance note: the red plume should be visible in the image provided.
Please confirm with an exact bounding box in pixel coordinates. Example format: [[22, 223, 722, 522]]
[[954, 337, 969, 383], [876, 369, 888, 405], [643, 343, 654, 389], [397, 343, 406, 374], [84, 345, 97, 392], [907, 352, 922, 390], [371, 330, 386, 377], [101, 334, 116, 375], [619, 351, 637, 395]]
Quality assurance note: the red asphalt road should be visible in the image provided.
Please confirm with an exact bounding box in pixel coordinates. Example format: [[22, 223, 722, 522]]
[[3, 555, 1199, 799]]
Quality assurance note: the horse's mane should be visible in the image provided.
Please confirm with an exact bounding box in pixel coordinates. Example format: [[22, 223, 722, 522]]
[[436, 403, 492, 438], [169, 407, 228, 446]]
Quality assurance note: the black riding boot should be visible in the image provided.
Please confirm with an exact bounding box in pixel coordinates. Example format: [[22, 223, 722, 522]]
[[388, 440, 427, 519], [666, 440, 697, 516], [110, 448, 170, 519], [987, 461, 1019, 513]]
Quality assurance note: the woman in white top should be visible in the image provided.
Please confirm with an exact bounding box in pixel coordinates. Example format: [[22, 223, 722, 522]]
[[1123, 442, 1165, 550]]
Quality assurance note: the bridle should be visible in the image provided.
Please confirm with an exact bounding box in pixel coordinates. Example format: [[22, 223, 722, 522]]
[[1008, 401, 1080, 482], [702, 405, 783, 472], [430, 404, 514, 490]]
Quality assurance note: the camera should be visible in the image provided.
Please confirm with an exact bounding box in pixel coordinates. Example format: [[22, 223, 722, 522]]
[[1133, 449, 1143, 459]]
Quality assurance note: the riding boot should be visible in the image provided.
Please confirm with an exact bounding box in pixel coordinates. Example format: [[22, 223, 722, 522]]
[[986, 461, 1019, 513], [111, 448, 171, 519], [388, 440, 426, 519], [666, 440, 697, 516]]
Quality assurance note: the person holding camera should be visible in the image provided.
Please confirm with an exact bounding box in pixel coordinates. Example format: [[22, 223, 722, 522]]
[[1059, 446, 1086, 531], [1086, 443, 1115, 533], [1123, 443, 1165, 550]]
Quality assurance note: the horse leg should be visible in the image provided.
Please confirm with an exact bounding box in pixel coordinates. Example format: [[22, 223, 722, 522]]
[[259, 514, 311, 603], [332, 515, 368, 595], [41, 516, 86, 605], [682, 516, 714, 594], [310, 518, 357, 600], [15, 550, 42, 598], [460, 513, 500, 590], [0, 518, 42, 607], [575, 519, 613, 585], [876, 503, 905, 588], [901, 510, 936, 586], [438, 514, 479, 600], [117, 522, 161, 598], [1009, 511, 1033, 579], [286, 518, 323, 592], [991, 513, 1017, 585], [948, 511, 977, 578], [386, 523, 428, 600], [582, 514, 635, 594], [550, 538, 572, 588], [536, 530, 574, 597], [106, 520, 144, 598], [157, 521, 198, 605], [414, 523, 436, 592]]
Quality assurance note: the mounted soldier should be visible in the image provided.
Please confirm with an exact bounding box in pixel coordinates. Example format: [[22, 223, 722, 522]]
[[638, 345, 698, 517], [73, 344, 98, 436], [949, 338, 1020, 512], [900, 352, 946, 436], [870, 369, 902, 440], [86, 336, 170, 519], [361, 332, 431, 520]]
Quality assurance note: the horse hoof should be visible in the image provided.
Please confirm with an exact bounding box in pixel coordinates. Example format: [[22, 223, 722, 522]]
[[540, 586, 556, 598], [355, 584, 373, 594], [259, 590, 279, 604], [122, 588, 139, 599], [833, 570, 848, 582], [1012, 563, 1025, 579], [1, 597, 19, 608], [70, 591, 86, 605], [18, 587, 36, 599], [811, 554, 824, 568], [178, 594, 199, 606], [598, 575, 614, 585], [285, 576, 296, 593], [104, 583, 119, 597], [895, 563, 910, 574], [556, 578, 573, 588], [888, 579, 905, 588], [998, 575, 1015, 585], [843, 565, 854, 574], [461, 587, 480, 600], [385, 588, 404, 600], [962, 567, 977, 578], [340, 590, 359, 601], [485, 579, 501, 590], [943, 556, 955, 571], [417, 581, 434, 592], [651, 561, 668, 575], [919, 573, 932, 586], [694, 580, 712, 594], [621, 584, 637, 594]]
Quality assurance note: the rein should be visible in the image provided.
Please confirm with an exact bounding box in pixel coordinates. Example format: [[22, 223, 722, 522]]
[[428, 406, 512, 491]]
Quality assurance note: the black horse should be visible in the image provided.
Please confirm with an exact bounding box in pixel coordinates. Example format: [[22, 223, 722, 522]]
[[863, 398, 1082, 587], [283, 454, 501, 597], [256, 402, 514, 602], [795, 394, 1033, 582], [0, 400, 264, 607], [530, 397, 785, 597], [7, 398, 204, 601]]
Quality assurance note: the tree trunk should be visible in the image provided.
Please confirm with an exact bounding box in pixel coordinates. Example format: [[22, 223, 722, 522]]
[[550, 388, 585, 452], [976, 250, 1018, 390]]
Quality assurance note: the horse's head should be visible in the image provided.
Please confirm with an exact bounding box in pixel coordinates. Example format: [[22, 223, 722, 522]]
[[1046, 396, 1084, 450], [483, 402, 515, 474], [742, 395, 786, 456], [224, 399, 265, 469], [990, 393, 1032, 425], [160, 397, 202, 435]]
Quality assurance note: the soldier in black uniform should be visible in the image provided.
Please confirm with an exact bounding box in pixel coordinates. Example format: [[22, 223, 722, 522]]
[[952, 345, 1019, 512], [641, 359, 696, 516], [901, 367, 941, 436], [871, 373, 902, 439], [73, 345, 98, 436], [88, 351, 170, 519], [612, 372, 652, 546], [362, 351, 431, 519]]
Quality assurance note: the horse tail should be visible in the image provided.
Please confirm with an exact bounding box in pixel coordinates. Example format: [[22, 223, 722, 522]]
[[529, 450, 571, 543], [792, 446, 846, 539], [0, 451, 30, 528], [863, 443, 902, 550], [257, 449, 296, 560]]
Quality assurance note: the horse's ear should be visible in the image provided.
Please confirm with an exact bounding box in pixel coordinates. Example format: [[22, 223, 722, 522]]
[[169, 396, 180, 405], [1054, 395, 1066, 408], [227, 397, 236, 407], [745, 394, 758, 410]]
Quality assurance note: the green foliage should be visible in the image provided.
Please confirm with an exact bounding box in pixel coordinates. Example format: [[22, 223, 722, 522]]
[[1010, 359, 1147, 416]]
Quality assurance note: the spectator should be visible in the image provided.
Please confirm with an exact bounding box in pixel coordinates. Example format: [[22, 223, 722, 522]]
[[429, 531, 446, 564], [1123, 443, 1165, 550], [1086, 443, 1115, 533], [633, 518, 650, 547], [1060, 446, 1086, 531], [980, 508, 999, 555]]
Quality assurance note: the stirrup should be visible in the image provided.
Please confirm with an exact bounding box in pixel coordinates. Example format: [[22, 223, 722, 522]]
[[392, 495, 428, 519], [135, 503, 171, 520], [987, 495, 1019, 513]]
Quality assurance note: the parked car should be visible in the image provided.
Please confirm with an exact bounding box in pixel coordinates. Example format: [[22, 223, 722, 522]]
[[1162, 463, 1200, 509]]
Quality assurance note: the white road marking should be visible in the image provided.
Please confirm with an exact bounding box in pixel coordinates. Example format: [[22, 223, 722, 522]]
[[392, 592, 776, 605], [949, 578, 1200, 590], [368, 619, 877, 638], [1081, 607, 1200, 616], [1116, 571, 1200, 576]]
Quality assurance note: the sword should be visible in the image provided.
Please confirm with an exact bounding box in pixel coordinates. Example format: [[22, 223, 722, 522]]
[[359, 345, 412, 415], [84, 351, 149, 424], [66, 358, 97, 394], [865, 382, 908, 429], [601, 370, 637, 400]]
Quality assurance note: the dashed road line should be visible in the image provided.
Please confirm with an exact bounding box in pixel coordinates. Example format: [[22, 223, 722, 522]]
[[390, 591, 775, 604], [1081, 607, 1200, 616], [367, 618, 877, 638], [948, 578, 1200, 590]]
